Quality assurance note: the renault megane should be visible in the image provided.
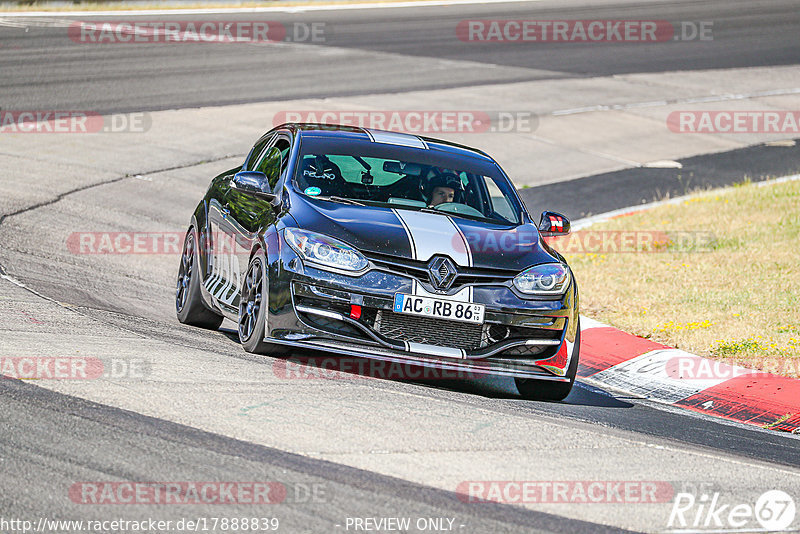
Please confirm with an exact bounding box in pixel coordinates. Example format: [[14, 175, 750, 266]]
[[176, 123, 580, 400]]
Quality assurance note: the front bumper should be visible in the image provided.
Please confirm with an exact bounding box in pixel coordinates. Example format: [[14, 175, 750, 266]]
[[266, 254, 579, 380]]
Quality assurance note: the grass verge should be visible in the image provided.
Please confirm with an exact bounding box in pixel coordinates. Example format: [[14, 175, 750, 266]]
[[551, 178, 800, 378]]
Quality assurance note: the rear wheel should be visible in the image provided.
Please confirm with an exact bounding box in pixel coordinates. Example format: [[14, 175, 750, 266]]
[[176, 229, 224, 330], [238, 250, 289, 355], [515, 320, 580, 402]]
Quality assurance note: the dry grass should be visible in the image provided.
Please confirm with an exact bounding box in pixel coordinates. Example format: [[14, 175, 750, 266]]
[[555, 178, 800, 378]]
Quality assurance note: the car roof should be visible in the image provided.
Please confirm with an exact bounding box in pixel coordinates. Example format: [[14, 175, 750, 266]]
[[279, 123, 495, 163]]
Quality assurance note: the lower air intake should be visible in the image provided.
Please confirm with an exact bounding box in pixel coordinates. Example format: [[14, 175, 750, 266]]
[[374, 310, 484, 350]]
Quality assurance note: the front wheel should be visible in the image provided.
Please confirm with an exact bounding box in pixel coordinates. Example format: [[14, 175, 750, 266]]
[[515, 319, 580, 402], [176, 228, 224, 330], [238, 250, 289, 356]]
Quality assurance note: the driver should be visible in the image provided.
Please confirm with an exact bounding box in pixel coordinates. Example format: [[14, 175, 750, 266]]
[[423, 171, 464, 208]]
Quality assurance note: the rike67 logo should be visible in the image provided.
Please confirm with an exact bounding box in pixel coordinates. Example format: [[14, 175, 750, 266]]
[[666, 489, 796, 532]]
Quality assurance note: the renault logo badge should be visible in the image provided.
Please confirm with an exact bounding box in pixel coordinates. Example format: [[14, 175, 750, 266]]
[[428, 256, 457, 291]]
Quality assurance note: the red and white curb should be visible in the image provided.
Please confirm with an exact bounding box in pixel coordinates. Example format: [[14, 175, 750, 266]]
[[577, 316, 800, 434]]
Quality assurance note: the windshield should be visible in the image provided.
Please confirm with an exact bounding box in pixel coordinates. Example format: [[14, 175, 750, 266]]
[[293, 136, 524, 224]]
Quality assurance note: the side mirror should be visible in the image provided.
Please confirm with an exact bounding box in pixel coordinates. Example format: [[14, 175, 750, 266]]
[[538, 211, 570, 236], [231, 171, 279, 205]]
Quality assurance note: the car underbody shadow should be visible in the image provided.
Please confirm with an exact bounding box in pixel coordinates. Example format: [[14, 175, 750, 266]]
[[215, 327, 634, 409]]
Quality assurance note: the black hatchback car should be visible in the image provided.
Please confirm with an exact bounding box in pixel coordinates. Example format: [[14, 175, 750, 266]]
[[177, 124, 580, 400]]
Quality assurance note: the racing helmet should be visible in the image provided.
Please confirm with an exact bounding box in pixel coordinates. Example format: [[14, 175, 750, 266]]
[[421, 169, 464, 204]]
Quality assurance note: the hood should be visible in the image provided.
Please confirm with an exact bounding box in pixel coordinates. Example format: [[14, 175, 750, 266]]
[[290, 193, 558, 271]]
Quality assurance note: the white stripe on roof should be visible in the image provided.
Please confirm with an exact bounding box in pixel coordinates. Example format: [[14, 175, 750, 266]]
[[366, 129, 427, 149]]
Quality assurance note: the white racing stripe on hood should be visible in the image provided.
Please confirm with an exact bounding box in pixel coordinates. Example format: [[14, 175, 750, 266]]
[[392, 210, 471, 265], [391, 208, 416, 259], [392, 209, 474, 302]]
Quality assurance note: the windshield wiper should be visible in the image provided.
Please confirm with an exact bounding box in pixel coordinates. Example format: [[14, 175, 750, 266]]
[[416, 206, 499, 224], [318, 196, 366, 206]]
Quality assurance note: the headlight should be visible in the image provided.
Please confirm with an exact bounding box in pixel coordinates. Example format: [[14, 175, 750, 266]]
[[284, 228, 368, 272], [513, 263, 570, 295]]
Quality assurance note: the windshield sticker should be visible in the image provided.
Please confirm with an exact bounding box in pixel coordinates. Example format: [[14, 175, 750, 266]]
[[304, 186, 322, 196], [303, 169, 336, 180]]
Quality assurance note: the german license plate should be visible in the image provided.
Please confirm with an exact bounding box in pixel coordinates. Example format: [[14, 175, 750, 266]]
[[392, 293, 485, 324]]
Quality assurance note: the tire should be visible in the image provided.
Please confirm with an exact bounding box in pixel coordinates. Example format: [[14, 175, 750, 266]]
[[515, 319, 581, 402], [176, 228, 224, 330], [238, 250, 290, 356]]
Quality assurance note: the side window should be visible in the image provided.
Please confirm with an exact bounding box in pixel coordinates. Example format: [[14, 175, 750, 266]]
[[482, 176, 515, 222], [252, 135, 292, 191], [244, 135, 273, 171], [275, 138, 291, 175]]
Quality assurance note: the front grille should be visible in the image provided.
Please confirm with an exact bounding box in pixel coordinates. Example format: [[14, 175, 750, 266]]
[[374, 310, 484, 350], [364, 251, 515, 288], [365, 253, 430, 283]]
